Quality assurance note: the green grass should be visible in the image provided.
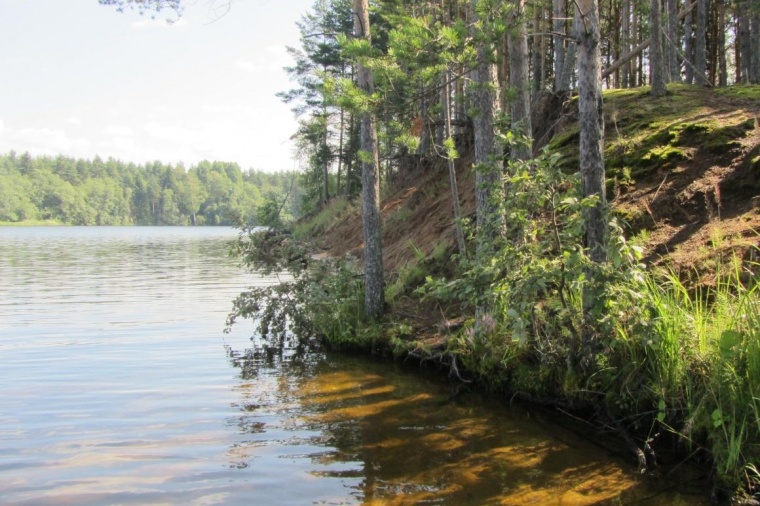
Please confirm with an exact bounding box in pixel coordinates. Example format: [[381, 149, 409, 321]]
[[292, 197, 356, 239], [714, 85, 760, 102], [552, 85, 757, 186], [634, 258, 760, 489]]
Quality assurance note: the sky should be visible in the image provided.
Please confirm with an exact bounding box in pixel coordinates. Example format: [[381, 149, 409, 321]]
[[0, 0, 316, 172]]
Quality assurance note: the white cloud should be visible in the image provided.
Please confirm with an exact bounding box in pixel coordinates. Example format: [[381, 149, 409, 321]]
[[235, 45, 292, 75], [234, 59, 260, 74], [0, 124, 91, 158], [105, 125, 134, 137], [144, 121, 195, 142], [17, 126, 90, 152], [108, 136, 137, 152], [68, 117, 81, 126], [200, 103, 256, 115], [129, 16, 187, 31]]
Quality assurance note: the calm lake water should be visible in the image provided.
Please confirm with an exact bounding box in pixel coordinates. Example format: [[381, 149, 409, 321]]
[[0, 227, 707, 505]]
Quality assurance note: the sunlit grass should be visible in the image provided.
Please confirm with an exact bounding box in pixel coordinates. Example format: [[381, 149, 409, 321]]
[[638, 256, 760, 488], [292, 197, 356, 239]]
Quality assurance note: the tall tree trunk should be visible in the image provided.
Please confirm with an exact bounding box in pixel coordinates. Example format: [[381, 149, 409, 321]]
[[417, 85, 430, 156], [667, 0, 682, 81], [456, 64, 466, 136], [612, 0, 621, 88], [540, 7, 547, 92], [694, 0, 709, 84], [577, 0, 607, 263], [708, 0, 718, 83], [576, 0, 607, 366], [554, 0, 567, 90], [509, 0, 533, 160], [470, 0, 501, 254], [444, 69, 467, 258], [622, 0, 631, 87], [321, 108, 330, 204], [685, 0, 695, 82], [632, 0, 640, 85], [337, 106, 344, 193], [498, 30, 509, 113], [717, 0, 727, 85], [651, 0, 668, 95], [638, 8, 646, 85], [558, 8, 581, 92], [739, 6, 750, 83], [751, 11, 760, 83], [603, 1, 698, 80], [344, 112, 355, 198], [532, 7, 542, 94], [353, 0, 384, 321]]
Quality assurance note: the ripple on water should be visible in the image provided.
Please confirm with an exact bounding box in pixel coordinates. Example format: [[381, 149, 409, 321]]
[[0, 227, 709, 505]]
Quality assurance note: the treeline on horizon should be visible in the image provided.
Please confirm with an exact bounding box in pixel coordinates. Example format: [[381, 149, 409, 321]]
[[0, 151, 302, 226]]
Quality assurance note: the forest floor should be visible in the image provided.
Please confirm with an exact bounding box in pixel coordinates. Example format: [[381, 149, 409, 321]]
[[306, 84, 760, 333]]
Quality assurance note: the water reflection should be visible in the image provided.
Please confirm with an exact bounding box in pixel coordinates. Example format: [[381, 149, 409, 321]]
[[226, 349, 708, 505], [0, 227, 708, 505]]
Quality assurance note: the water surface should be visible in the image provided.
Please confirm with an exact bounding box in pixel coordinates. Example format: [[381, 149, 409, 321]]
[[0, 227, 707, 505]]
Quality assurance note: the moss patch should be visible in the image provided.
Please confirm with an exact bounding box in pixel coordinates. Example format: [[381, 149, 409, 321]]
[[714, 84, 760, 102]]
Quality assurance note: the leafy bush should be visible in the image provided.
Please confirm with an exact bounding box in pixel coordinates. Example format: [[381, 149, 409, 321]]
[[226, 225, 369, 351]]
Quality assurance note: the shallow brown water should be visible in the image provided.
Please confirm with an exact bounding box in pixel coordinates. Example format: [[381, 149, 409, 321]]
[[229, 350, 708, 505], [0, 227, 708, 505]]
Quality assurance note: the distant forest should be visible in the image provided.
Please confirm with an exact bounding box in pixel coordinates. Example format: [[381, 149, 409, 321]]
[[0, 152, 301, 226]]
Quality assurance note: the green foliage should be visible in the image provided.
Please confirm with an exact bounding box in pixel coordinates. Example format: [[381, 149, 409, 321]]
[[0, 152, 299, 226], [385, 241, 432, 306], [226, 226, 374, 351], [279, 0, 361, 211], [292, 196, 355, 239], [634, 260, 760, 489], [255, 191, 294, 229], [410, 131, 760, 489]]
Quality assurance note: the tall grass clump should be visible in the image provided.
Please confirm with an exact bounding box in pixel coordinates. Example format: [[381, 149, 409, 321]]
[[292, 197, 355, 239], [639, 257, 760, 491]]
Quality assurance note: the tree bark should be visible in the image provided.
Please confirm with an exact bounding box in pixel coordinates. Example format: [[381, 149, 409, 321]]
[[685, 0, 695, 83], [337, 106, 344, 193], [353, 0, 384, 321], [694, 0, 709, 84], [344, 111, 355, 198], [602, 0, 698, 80], [553, 0, 567, 90], [751, 11, 760, 83], [717, 0, 727, 85], [621, 0, 631, 87], [470, 0, 501, 252], [738, 6, 750, 83], [577, 0, 607, 265], [443, 68, 467, 258], [321, 108, 330, 204], [650, 0, 668, 95], [558, 8, 581, 92], [576, 0, 607, 365], [417, 85, 430, 156], [509, 0, 533, 160], [667, 0, 682, 81], [532, 7, 543, 94]]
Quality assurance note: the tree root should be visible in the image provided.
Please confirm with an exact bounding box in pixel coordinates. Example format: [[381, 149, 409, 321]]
[[599, 409, 657, 474]]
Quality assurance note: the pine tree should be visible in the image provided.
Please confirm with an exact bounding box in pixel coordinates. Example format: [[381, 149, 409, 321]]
[[353, 0, 384, 321]]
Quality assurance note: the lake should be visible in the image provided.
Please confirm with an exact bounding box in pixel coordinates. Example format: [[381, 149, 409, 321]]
[[0, 226, 707, 505]]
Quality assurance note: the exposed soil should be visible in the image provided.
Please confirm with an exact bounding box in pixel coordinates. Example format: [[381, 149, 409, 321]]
[[314, 153, 477, 275], [607, 87, 760, 279], [314, 85, 760, 287]]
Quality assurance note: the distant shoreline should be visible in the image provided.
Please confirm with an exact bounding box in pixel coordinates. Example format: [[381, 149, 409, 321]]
[[0, 221, 234, 227]]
